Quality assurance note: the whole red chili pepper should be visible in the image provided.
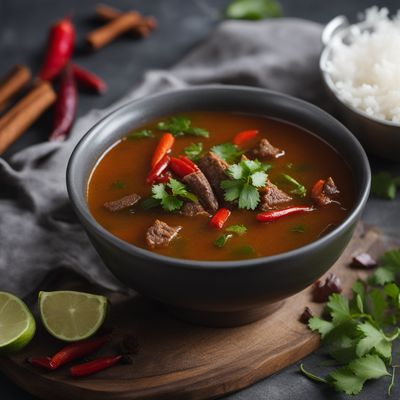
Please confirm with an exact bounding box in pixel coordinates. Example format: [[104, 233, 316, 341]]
[[311, 179, 325, 199], [169, 157, 196, 178], [233, 130, 259, 146], [209, 208, 231, 229], [151, 133, 175, 168], [178, 155, 198, 171], [256, 206, 314, 222], [70, 355, 122, 378], [147, 154, 170, 184], [49, 63, 77, 141], [72, 64, 107, 94], [27, 356, 54, 370], [39, 17, 75, 81], [50, 335, 111, 369]]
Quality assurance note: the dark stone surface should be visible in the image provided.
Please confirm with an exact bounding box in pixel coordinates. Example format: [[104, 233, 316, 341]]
[[0, 0, 399, 399]]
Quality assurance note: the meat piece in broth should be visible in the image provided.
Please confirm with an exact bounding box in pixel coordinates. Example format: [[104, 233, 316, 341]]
[[103, 193, 141, 212], [250, 138, 284, 159], [198, 151, 229, 202], [146, 220, 182, 249], [312, 177, 340, 207], [180, 201, 210, 217], [259, 180, 292, 211], [183, 170, 219, 214]]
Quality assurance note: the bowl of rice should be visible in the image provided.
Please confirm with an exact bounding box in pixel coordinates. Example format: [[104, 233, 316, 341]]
[[320, 7, 400, 162]]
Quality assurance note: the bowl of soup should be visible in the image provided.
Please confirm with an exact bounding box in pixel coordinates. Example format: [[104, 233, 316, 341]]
[[67, 86, 370, 327]]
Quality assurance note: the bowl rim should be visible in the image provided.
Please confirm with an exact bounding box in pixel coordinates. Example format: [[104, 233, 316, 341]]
[[67, 85, 371, 270], [320, 20, 400, 128]]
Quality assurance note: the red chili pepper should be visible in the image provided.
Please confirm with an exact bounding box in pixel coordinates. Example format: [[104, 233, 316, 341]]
[[232, 130, 259, 146], [49, 63, 77, 141], [39, 17, 75, 81], [178, 155, 198, 171], [27, 356, 54, 370], [209, 208, 231, 229], [72, 64, 107, 94], [154, 171, 171, 184], [50, 335, 111, 370], [311, 179, 325, 199], [256, 206, 314, 222], [151, 133, 175, 168], [146, 154, 170, 184], [70, 355, 122, 378], [169, 157, 196, 178]]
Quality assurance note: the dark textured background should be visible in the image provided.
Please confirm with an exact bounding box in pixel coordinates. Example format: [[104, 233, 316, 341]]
[[1, 0, 399, 399]]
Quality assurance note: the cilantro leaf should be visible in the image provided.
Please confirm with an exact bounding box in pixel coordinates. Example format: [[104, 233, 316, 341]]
[[168, 178, 198, 202], [157, 116, 209, 138], [211, 143, 242, 163], [214, 234, 233, 248], [127, 129, 154, 140], [349, 354, 390, 380], [221, 179, 242, 202], [239, 183, 260, 210], [371, 172, 399, 200], [326, 293, 351, 325], [183, 142, 203, 161], [308, 317, 334, 339], [371, 267, 395, 285], [226, 0, 283, 20], [329, 367, 365, 395], [280, 173, 307, 197], [251, 171, 268, 187], [111, 180, 126, 189], [141, 197, 160, 210], [226, 224, 247, 235], [368, 288, 388, 326], [356, 322, 390, 358]]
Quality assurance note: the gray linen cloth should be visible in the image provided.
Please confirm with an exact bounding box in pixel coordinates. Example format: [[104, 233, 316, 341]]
[[0, 19, 322, 297]]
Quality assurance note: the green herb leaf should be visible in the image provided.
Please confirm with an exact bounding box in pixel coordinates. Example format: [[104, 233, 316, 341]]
[[328, 367, 365, 395], [280, 173, 307, 197], [356, 322, 391, 358], [226, 0, 283, 20], [211, 143, 242, 163], [371, 172, 399, 200], [141, 197, 160, 210], [371, 249, 400, 285], [349, 354, 390, 380], [326, 293, 351, 325], [308, 317, 334, 339], [290, 224, 305, 233], [111, 180, 126, 189], [168, 178, 198, 202], [183, 142, 203, 161], [157, 116, 209, 138], [127, 129, 154, 139], [239, 183, 260, 210], [226, 224, 247, 235], [214, 234, 233, 248]]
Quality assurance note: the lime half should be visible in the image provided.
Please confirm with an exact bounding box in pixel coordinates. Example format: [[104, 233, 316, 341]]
[[0, 292, 36, 354], [39, 291, 107, 342]]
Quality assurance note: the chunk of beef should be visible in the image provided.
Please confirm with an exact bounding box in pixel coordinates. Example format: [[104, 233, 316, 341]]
[[104, 193, 141, 212], [146, 220, 182, 249], [312, 177, 339, 207], [259, 180, 292, 211], [250, 138, 284, 159], [198, 152, 229, 202], [180, 201, 210, 217], [183, 170, 218, 213]]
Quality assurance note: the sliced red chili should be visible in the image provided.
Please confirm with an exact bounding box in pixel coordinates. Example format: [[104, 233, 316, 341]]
[[39, 17, 75, 81], [169, 157, 196, 178], [50, 335, 111, 369], [147, 154, 170, 184], [72, 64, 107, 94], [256, 206, 313, 222], [27, 356, 54, 370], [311, 179, 325, 199], [151, 133, 175, 168], [209, 208, 231, 229], [232, 129, 259, 146], [70, 355, 122, 377], [154, 171, 171, 184], [178, 155, 198, 171]]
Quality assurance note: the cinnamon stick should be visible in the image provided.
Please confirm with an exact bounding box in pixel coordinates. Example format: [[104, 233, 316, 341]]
[[0, 80, 56, 154], [0, 65, 31, 109], [87, 12, 144, 50], [95, 4, 156, 37]]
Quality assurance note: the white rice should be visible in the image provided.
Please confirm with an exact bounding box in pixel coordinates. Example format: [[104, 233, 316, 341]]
[[325, 7, 400, 123]]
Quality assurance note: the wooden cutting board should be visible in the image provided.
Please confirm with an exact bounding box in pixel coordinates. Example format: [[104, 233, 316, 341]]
[[0, 224, 385, 400]]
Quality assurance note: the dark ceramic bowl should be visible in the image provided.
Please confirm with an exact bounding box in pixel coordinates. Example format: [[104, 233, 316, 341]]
[[67, 86, 370, 327]]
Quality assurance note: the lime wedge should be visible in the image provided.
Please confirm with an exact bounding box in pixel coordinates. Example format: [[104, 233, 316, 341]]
[[39, 291, 107, 342], [0, 292, 36, 354]]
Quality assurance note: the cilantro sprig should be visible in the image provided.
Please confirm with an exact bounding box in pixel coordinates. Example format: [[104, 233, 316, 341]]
[[221, 159, 270, 210], [149, 178, 197, 212], [211, 142, 243, 164], [214, 224, 248, 248], [157, 116, 209, 138], [127, 129, 154, 140], [301, 249, 400, 395], [226, 0, 283, 20], [280, 173, 307, 197], [183, 142, 203, 161]]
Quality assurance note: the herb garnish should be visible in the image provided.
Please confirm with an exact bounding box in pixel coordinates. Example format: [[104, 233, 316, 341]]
[[301, 249, 400, 395], [221, 159, 269, 210], [151, 178, 197, 212], [226, 0, 283, 20], [211, 142, 243, 164], [127, 129, 154, 140], [371, 172, 400, 200], [280, 173, 307, 197], [214, 234, 233, 248], [111, 180, 126, 189], [157, 116, 209, 138], [183, 142, 203, 161], [226, 224, 247, 235]]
